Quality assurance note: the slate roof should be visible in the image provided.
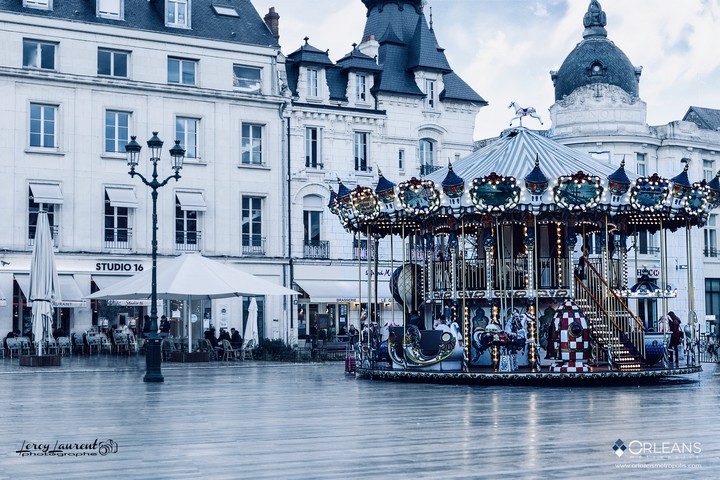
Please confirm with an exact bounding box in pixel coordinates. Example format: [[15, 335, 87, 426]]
[[286, 40, 334, 67], [440, 72, 487, 105], [0, 0, 279, 47], [683, 107, 720, 131], [336, 47, 382, 73], [552, 0, 640, 101], [406, 15, 451, 72]]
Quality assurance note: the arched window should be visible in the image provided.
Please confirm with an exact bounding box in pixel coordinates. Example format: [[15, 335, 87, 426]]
[[419, 139, 434, 175]]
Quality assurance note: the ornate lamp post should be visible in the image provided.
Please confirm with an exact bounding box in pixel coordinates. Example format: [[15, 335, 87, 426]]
[[126, 132, 185, 383]]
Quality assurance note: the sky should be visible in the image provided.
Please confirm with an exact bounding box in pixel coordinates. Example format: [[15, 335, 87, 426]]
[[249, 0, 720, 140]]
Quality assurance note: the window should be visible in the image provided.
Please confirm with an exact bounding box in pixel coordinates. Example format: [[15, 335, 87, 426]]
[[241, 124, 263, 165], [705, 214, 718, 258], [167, 57, 196, 85], [98, 49, 128, 77], [105, 111, 130, 153], [29, 103, 57, 148], [304, 210, 321, 244], [355, 74, 367, 102], [28, 185, 60, 244], [233, 65, 261, 94], [354, 132, 368, 172], [97, 0, 122, 19], [419, 139, 434, 174], [242, 197, 263, 255], [704, 159, 715, 182], [425, 79, 436, 109], [175, 197, 199, 251], [636, 153, 646, 176], [306, 68, 318, 97], [104, 191, 130, 249], [166, 0, 189, 27], [637, 231, 658, 255], [706, 279, 720, 329], [305, 127, 321, 168], [176, 117, 199, 159], [23, 0, 51, 11], [398, 149, 405, 170], [23, 39, 55, 70]]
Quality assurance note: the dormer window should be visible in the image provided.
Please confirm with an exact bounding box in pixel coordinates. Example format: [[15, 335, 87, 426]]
[[306, 68, 319, 98], [588, 60, 606, 77], [167, 0, 190, 28], [24, 0, 52, 10], [355, 74, 367, 102], [98, 0, 123, 20], [425, 80, 436, 109]]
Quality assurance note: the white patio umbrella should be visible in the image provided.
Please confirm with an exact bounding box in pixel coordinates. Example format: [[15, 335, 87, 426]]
[[29, 211, 61, 356], [244, 297, 259, 347], [86, 253, 297, 348]]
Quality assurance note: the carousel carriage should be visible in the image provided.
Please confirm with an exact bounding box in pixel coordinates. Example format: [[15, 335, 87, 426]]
[[331, 127, 711, 383]]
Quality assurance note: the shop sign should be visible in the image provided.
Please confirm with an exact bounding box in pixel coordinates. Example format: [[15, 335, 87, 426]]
[[637, 268, 660, 277], [95, 262, 145, 272]]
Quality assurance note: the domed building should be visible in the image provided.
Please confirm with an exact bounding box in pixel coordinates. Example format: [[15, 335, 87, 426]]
[[546, 0, 720, 341]]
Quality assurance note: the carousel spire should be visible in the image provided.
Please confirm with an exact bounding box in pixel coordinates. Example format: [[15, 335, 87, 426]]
[[524, 154, 548, 195]]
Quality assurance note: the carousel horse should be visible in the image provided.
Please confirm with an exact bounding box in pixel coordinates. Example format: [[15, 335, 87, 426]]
[[508, 101, 544, 126], [504, 309, 528, 353], [403, 324, 457, 367], [471, 323, 510, 359]]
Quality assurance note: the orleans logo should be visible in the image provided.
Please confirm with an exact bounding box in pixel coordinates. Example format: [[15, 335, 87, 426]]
[[612, 439, 627, 457]]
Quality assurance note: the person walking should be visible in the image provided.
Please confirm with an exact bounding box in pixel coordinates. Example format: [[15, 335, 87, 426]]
[[668, 311, 683, 366]]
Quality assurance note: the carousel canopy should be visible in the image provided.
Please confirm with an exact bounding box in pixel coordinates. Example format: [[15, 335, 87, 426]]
[[329, 127, 718, 236]]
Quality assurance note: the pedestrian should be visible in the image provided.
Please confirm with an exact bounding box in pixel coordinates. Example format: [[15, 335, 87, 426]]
[[159, 315, 171, 336], [668, 311, 683, 365], [142, 315, 151, 337], [575, 246, 589, 282]]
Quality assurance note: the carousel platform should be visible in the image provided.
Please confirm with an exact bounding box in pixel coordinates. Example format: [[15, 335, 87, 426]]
[[355, 364, 702, 385]]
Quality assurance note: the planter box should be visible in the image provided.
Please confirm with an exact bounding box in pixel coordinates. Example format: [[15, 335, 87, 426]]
[[170, 352, 209, 363], [19, 355, 62, 367]]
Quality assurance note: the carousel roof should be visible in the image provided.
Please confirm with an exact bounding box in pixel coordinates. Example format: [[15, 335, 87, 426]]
[[426, 127, 628, 183]]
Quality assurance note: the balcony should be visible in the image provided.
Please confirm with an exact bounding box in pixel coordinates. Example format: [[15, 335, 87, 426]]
[[304, 240, 329, 259], [104, 227, 132, 251], [28, 225, 60, 248], [176, 230, 202, 252], [704, 247, 719, 258], [420, 163, 442, 176], [242, 236, 265, 256]]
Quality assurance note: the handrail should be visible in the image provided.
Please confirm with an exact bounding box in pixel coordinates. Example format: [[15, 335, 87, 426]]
[[585, 259, 645, 330], [575, 276, 626, 335]]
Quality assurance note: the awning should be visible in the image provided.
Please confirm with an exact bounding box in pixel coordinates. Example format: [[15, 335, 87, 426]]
[[176, 191, 207, 211], [91, 275, 157, 307], [105, 187, 138, 208], [15, 274, 86, 307], [29, 183, 63, 204], [295, 279, 391, 303]]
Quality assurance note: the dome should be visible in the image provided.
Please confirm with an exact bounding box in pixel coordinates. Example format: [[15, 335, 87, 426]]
[[551, 0, 641, 101]]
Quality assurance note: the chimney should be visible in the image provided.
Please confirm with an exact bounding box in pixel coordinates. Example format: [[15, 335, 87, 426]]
[[264, 7, 280, 42]]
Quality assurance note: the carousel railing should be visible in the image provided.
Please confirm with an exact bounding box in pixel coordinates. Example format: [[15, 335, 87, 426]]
[[578, 260, 645, 367], [535, 257, 571, 290], [431, 258, 488, 292]]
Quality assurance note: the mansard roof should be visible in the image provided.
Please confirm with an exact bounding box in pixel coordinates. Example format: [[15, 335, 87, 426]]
[[683, 107, 720, 131], [336, 46, 382, 73], [406, 15, 451, 73], [286, 39, 334, 67], [0, 0, 279, 47], [440, 72, 487, 105]]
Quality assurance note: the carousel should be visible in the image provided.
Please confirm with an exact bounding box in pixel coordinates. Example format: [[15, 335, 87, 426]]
[[330, 126, 713, 384]]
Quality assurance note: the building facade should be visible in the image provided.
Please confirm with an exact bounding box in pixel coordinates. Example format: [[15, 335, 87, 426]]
[[0, 0, 290, 341], [284, 0, 485, 341], [545, 0, 720, 337]]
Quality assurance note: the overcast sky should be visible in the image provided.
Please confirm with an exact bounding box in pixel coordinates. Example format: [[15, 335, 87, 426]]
[[250, 0, 720, 140]]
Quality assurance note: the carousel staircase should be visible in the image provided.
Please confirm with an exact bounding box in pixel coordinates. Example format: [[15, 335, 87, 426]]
[[574, 263, 644, 371]]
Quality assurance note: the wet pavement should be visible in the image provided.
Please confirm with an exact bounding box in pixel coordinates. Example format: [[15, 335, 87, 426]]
[[0, 356, 718, 479]]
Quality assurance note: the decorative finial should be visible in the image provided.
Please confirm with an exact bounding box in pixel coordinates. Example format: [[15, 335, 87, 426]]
[[535, 154, 540, 168], [303, 36, 309, 44], [429, 6, 433, 30], [377, 168, 383, 177], [583, 0, 607, 38], [352, 42, 358, 50], [620, 155, 625, 168]]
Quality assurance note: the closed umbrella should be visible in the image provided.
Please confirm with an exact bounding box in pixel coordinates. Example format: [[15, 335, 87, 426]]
[[29, 211, 61, 356], [244, 298, 259, 347]]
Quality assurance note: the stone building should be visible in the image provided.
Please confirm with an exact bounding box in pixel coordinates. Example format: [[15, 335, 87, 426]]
[[0, 0, 290, 341], [284, 0, 485, 340], [546, 0, 720, 334]]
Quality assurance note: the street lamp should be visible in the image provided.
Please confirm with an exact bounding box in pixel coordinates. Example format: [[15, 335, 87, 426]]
[[126, 132, 185, 383]]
